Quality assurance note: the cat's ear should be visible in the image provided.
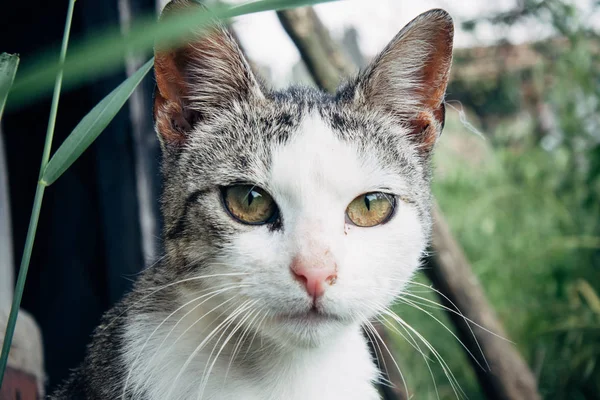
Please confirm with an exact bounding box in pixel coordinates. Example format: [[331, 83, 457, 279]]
[[153, 0, 264, 146], [346, 9, 453, 152]]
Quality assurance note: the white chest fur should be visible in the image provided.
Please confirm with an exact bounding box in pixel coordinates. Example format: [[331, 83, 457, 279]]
[[123, 314, 380, 400]]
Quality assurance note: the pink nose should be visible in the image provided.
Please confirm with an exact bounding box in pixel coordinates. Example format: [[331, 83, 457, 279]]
[[291, 257, 337, 299]]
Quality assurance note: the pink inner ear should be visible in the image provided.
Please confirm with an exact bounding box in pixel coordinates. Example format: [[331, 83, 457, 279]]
[[154, 52, 189, 145], [416, 37, 453, 110], [406, 108, 444, 152]]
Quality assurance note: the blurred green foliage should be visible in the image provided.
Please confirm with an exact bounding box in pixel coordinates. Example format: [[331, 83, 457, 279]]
[[447, 72, 523, 129], [389, 1, 600, 398]]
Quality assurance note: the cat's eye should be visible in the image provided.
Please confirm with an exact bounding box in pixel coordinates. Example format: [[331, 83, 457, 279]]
[[346, 192, 395, 227], [223, 185, 278, 225]]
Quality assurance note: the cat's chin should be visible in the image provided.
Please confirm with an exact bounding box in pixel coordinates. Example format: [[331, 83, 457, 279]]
[[264, 309, 351, 349]]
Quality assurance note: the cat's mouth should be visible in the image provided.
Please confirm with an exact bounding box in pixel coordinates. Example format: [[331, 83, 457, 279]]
[[279, 307, 341, 324]]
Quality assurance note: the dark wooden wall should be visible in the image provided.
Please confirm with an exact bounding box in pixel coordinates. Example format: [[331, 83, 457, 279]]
[[0, 0, 160, 392]]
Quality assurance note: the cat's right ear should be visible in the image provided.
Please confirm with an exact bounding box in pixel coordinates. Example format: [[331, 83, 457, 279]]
[[153, 0, 264, 147], [343, 9, 454, 153]]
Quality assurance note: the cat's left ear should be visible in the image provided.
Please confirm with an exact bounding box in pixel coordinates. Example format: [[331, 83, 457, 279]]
[[344, 9, 454, 152], [153, 0, 264, 147]]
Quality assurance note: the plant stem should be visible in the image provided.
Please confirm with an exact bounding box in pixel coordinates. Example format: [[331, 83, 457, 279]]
[[0, 0, 76, 385], [40, 1, 76, 171]]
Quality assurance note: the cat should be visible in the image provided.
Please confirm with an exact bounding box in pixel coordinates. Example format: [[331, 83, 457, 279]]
[[50, 1, 453, 399]]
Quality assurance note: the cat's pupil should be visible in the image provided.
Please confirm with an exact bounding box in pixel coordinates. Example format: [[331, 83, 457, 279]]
[[246, 190, 259, 207], [364, 194, 372, 211]]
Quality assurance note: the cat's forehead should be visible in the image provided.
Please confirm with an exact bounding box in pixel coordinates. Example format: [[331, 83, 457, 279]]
[[182, 88, 420, 194], [269, 112, 405, 202]]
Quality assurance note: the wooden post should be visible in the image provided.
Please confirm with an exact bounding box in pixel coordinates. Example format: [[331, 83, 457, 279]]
[[277, 7, 541, 400], [277, 7, 355, 92]]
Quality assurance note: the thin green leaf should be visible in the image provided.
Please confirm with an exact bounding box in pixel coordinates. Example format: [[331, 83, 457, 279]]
[[0, 53, 20, 120], [9, 0, 339, 108], [41, 58, 153, 186], [0, 0, 76, 385]]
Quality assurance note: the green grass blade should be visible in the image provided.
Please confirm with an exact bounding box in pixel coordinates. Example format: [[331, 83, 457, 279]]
[[41, 58, 153, 186], [0, 0, 76, 385], [0, 53, 20, 120], [9, 0, 338, 108]]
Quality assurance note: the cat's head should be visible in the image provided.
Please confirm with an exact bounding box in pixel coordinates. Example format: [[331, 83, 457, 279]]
[[153, 0, 453, 348]]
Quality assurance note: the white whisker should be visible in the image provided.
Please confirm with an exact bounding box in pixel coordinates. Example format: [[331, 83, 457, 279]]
[[380, 308, 466, 399], [105, 270, 250, 330], [198, 300, 259, 399], [166, 299, 255, 399], [122, 284, 250, 398], [398, 297, 487, 371]]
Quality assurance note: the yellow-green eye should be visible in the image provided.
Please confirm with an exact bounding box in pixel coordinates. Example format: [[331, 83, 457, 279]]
[[346, 192, 395, 227], [223, 185, 278, 225]]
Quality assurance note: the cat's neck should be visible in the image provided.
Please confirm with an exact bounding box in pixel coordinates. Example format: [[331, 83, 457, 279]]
[[122, 299, 380, 400]]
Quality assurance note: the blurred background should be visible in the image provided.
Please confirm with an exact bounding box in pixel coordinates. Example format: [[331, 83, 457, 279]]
[[1, 0, 599, 398]]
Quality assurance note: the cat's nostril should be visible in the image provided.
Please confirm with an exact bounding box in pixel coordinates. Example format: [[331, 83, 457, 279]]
[[326, 274, 337, 285], [292, 269, 308, 286]]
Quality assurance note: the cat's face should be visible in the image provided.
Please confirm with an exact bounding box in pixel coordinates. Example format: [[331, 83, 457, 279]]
[[154, 0, 453, 348]]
